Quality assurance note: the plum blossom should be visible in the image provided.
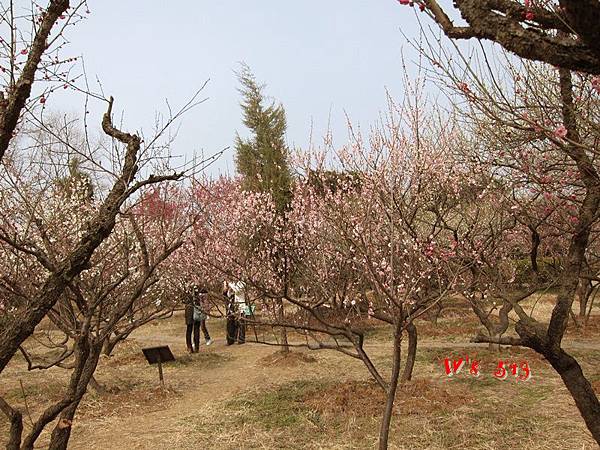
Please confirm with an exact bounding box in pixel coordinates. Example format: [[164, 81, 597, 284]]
[[554, 125, 568, 138]]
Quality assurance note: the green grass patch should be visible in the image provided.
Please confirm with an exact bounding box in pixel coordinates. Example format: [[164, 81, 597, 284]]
[[226, 380, 325, 430]]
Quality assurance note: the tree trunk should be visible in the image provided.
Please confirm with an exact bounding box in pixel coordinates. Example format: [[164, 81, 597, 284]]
[[468, 294, 511, 352], [19, 334, 101, 450], [0, 278, 76, 374], [276, 299, 289, 353], [379, 320, 402, 450], [279, 327, 289, 353], [585, 289, 597, 326], [546, 349, 600, 443], [578, 280, 592, 320], [46, 343, 102, 450], [546, 68, 600, 348], [6, 417, 22, 450], [102, 337, 120, 357], [0, 397, 23, 450], [530, 227, 540, 273], [6, 413, 22, 450], [431, 302, 443, 325], [354, 335, 388, 391], [401, 322, 417, 383], [47, 401, 79, 450], [488, 334, 501, 352]]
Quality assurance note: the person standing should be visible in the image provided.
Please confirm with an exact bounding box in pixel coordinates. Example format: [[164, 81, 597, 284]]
[[184, 285, 213, 353], [197, 287, 213, 347], [224, 281, 238, 346], [225, 280, 250, 344]]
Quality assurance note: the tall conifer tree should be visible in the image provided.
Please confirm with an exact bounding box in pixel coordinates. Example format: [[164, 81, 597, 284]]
[[235, 64, 292, 213]]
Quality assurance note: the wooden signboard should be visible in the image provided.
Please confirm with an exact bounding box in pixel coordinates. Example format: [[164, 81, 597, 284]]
[[142, 346, 175, 387]]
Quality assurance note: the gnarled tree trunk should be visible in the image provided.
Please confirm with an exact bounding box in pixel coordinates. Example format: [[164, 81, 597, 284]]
[[547, 349, 600, 443]]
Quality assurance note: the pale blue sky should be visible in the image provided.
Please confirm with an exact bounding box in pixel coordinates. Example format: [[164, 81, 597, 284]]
[[54, 1, 431, 175]]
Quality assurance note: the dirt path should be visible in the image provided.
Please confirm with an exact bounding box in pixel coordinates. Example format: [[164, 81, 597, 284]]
[[70, 337, 278, 450]]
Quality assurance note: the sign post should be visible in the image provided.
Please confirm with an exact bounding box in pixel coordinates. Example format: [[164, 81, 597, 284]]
[[157, 353, 164, 387], [142, 346, 175, 388]]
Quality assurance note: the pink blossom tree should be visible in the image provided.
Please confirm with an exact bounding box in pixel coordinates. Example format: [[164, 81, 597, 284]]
[[189, 86, 476, 449]]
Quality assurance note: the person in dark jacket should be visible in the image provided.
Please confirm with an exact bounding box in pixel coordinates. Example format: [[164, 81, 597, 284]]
[[224, 282, 238, 345], [184, 285, 212, 353], [224, 281, 251, 344]]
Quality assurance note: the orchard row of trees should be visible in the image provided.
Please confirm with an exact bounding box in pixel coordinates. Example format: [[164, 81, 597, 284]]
[[192, 2, 600, 447], [190, 59, 600, 448], [1, 1, 600, 450]]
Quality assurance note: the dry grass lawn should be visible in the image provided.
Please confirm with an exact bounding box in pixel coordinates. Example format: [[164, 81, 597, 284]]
[[1, 300, 599, 449]]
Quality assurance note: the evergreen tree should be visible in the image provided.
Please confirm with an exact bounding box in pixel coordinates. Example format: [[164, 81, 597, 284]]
[[235, 64, 292, 212]]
